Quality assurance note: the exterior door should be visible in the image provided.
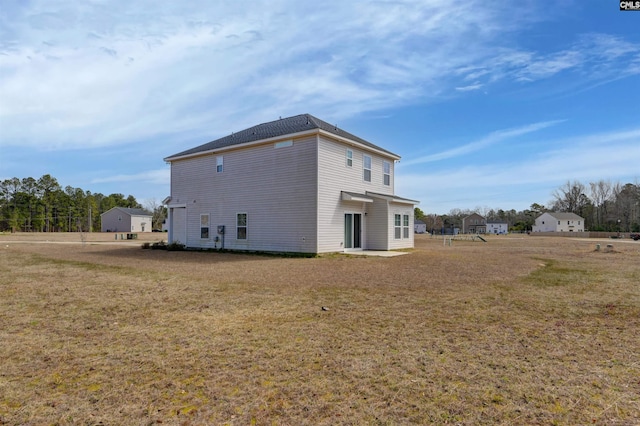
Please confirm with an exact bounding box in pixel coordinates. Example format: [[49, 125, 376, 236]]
[[344, 213, 362, 250], [171, 207, 187, 245]]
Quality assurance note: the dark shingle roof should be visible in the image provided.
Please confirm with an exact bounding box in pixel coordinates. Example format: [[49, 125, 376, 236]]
[[545, 212, 584, 220], [165, 114, 399, 160], [116, 207, 152, 216]]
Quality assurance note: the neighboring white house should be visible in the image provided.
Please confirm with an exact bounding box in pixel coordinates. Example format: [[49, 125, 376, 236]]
[[163, 114, 419, 254], [487, 221, 509, 234], [532, 212, 585, 232], [414, 219, 427, 234], [101, 207, 153, 233]]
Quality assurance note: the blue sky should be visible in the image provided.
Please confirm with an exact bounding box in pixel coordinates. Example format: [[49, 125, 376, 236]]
[[1, 0, 639, 214]]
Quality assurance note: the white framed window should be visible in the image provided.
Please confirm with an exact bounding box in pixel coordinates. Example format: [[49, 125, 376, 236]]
[[403, 214, 410, 238], [237, 213, 247, 240], [346, 149, 353, 167], [275, 140, 293, 148], [363, 155, 372, 182], [394, 214, 402, 239], [200, 214, 209, 239], [216, 156, 223, 173], [383, 161, 390, 186]]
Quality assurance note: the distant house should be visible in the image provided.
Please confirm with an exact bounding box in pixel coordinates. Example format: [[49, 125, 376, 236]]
[[532, 212, 584, 232], [462, 213, 486, 234], [163, 114, 419, 254], [101, 207, 153, 233], [487, 221, 509, 234], [414, 219, 427, 234]]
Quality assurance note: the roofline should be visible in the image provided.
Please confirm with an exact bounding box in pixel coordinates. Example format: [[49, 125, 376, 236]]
[[99, 206, 152, 217], [543, 212, 584, 218], [164, 129, 401, 162]]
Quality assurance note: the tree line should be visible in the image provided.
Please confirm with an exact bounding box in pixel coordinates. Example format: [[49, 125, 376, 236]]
[[416, 180, 640, 233], [0, 175, 166, 232], [3, 175, 637, 234]]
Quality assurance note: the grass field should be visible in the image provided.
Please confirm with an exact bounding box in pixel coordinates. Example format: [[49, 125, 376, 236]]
[[0, 232, 638, 425]]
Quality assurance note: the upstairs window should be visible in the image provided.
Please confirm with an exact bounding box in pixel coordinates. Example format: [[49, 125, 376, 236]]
[[346, 149, 353, 167], [216, 156, 223, 173], [383, 161, 390, 186], [363, 155, 372, 182]]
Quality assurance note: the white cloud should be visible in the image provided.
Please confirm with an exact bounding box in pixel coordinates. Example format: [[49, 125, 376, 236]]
[[91, 168, 169, 185], [1, 1, 638, 160], [403, 120, 565, 165], [455, 83, 483, 92], [0, 0, 536, 150]]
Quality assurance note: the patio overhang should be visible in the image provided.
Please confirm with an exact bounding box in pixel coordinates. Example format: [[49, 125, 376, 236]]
[[341, 191, 374, 203], [366, 191, 420, 205]]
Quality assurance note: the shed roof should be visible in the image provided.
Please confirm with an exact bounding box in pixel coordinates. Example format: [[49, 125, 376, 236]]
[[101, 207, 152, 217], [165, 113, 399, 160]]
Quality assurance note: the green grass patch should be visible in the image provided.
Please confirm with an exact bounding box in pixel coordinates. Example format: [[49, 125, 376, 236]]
[[524, 258, 600, 288]]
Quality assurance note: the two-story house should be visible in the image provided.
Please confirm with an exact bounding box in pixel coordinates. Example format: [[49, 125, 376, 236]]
[[532, 212, 584, 232], [462, 213, 486, 234], [486, 221, 509, 234], [163, 114, 418, 254], [100, 207, 152, 233]]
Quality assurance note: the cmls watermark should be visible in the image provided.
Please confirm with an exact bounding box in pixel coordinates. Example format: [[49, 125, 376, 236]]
[[620, 1, 640, 10]]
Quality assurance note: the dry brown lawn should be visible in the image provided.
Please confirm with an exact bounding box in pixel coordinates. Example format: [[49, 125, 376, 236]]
[[0, 232, 638, 425]]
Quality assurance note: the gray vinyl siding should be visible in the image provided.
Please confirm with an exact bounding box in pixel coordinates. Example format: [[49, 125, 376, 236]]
[[170, 136, 318, 252], [317, 135, 397, 252], [100, 210, 130, 232], [100, 209, 151, 233]]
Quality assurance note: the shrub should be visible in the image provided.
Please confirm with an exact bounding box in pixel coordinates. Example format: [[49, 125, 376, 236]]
[[151, 241, 167, 250], [167, 242, 186, 251]]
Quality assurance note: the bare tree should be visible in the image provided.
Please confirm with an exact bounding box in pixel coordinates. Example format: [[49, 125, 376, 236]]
[[552, 180, 589, 214], [589, 180, 612, 229], [145, 198, 167, 231]]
